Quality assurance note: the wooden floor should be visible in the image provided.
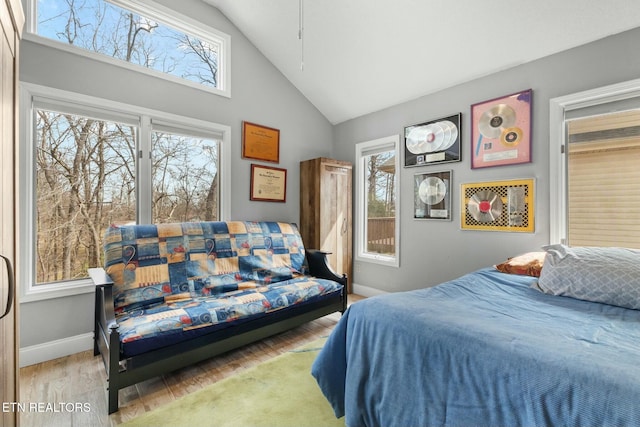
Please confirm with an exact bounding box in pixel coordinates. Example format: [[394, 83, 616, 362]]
[[19, 295, 364, 427]]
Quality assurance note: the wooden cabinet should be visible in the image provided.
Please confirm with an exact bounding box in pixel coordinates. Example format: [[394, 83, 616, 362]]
[[300, 158, 352, 292], [1, 0, 23, 425]]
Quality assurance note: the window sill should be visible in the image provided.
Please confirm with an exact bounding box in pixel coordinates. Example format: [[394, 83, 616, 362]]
[[20, 278, 95, 303], [356, 253, 399, 268]]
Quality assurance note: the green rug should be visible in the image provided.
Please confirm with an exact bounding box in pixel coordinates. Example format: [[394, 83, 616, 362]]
[[120, 338, 344, 427]]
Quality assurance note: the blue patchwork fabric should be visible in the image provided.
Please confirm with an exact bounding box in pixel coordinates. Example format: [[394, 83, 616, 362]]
[[102, 221, 343, 356], [116, 276, 342, 352], [104, 221, 307, 312]]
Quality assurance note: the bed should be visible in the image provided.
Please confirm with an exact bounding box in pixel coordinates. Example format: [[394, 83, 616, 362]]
[[312, 244, 640, 427]]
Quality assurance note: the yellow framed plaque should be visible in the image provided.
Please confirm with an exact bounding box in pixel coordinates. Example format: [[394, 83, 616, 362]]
[[461, 178, 535, 232]]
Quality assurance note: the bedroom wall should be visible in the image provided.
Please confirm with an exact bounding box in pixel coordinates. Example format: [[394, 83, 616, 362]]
[[18, 0, 333, 357], [334, 26, 640, 294]]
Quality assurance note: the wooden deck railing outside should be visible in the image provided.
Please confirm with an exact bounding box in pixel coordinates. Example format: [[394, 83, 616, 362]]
[[367, 217, 395, 255]]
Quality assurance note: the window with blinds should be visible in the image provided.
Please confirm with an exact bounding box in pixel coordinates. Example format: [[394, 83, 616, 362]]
[[566, 109, 640, 248]]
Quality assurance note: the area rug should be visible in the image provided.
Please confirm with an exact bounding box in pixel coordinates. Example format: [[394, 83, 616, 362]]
[[120, 338, 344, 427]]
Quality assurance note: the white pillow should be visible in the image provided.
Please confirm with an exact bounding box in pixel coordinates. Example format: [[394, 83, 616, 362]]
[[536, 244, 640, 310]]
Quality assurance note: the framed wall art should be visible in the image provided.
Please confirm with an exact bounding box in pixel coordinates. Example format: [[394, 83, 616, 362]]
[[250, 164, 287, 202], [242, 121, 280, 163], [414, 170, 452, 220], [471, 89, 532, 169], [460, 178, 535, 232], [404, 113, 461, 167]]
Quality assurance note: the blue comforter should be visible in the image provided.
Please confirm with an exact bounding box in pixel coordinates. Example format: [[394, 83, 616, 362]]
[[312, 268, 640, 427]]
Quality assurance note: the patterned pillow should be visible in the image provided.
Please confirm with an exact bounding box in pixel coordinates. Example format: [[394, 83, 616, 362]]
[[536, 244, 640, 310], [495, 252, 546, 277]]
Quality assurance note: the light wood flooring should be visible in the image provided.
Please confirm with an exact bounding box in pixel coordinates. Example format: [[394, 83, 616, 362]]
[[19, 295, 364, 427]]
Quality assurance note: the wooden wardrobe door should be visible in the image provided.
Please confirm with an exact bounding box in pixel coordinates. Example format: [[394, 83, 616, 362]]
[[300, 157, 352, 292], [1, 0, 23, 425]]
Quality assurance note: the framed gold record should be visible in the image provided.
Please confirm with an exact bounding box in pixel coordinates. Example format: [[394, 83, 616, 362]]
[[404, 113, 461, 167], [414, 170, 452, 220], [471, 89, 532, 169], [461, 178, 534, 232]]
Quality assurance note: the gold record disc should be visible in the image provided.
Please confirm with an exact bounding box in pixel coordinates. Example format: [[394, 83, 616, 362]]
[[500, 127, 523, 146], [478, 104, 516, 139], [467, 190, 503, 222], [419, 177, 447, 205]]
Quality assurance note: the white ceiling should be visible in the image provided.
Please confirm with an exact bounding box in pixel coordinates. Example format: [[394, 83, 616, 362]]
[[203, 0, 640, 124]]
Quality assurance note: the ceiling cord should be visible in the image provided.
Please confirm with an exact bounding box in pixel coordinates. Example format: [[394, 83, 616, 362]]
[[298, 0, 304, 71]]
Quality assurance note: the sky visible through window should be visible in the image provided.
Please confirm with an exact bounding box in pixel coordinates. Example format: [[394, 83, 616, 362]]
[[36, 0, 220, 88]]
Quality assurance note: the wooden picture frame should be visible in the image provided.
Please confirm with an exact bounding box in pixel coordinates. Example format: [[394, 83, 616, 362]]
[[250, 164, 287, 202], [471, 89, 532, 169], [242, 121, 280, 163]]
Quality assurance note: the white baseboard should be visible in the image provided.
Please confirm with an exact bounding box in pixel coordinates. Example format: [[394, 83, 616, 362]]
[[352, 282, 388, 298], [20, 333, 94, 367]]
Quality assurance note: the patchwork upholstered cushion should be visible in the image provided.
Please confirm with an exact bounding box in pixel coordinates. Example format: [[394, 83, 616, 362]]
[[104, 221, 306, 312], [536, 244, 640, 310], [495, 252, 546, 277], [116, 276, 342, 356]]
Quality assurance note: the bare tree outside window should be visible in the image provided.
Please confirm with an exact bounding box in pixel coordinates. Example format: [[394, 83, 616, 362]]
[[32, 1, 223, 285], [151, 132, 220, 223], [365, 152, 396, 255], [36, 110, 136, 283], [36, 0, 220, 88]]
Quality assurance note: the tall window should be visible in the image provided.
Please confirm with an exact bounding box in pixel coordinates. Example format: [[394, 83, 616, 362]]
[[22, 85, 229, 298], [27, 0, 229, 96], [35, 107, 137, 283], [355, 135, 400, 267], [550, 79, 640, 249], [565, 110, 640, 248], [151, 128, 220, 223]]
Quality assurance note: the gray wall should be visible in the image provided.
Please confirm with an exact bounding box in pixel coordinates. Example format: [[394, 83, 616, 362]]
[[338, 26, 640, 293], [19, 0, 333, 348]]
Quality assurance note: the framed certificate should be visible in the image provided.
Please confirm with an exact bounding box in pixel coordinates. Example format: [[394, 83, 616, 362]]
[[250, 164, 287, 202], [242, 121, 280, 163]]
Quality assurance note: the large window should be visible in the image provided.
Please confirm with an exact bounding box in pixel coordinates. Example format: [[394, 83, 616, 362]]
[[550, 79, 640, 249], [26, 0, 230, 96], [151, 127, 220, 223], [355, 135, 400, 267], [35, 107, 137, 283], [565, 110, 640, 248], [21, 84, 230, 300]]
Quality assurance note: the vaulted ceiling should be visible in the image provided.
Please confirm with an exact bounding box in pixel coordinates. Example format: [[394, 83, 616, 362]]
[[204, 0, 640, 124]]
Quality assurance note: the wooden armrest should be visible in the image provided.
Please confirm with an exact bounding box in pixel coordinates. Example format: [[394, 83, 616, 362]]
[[88, 267, 114, 287], [90, 267, 118, 334], [305, 249, 347, 288]]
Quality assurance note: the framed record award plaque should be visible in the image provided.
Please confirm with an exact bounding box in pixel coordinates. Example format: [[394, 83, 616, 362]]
[[414, 170, 452, 220], [404, 113, 461, 167], [460, 178, 535, 232], [471, 89, 532, 169]]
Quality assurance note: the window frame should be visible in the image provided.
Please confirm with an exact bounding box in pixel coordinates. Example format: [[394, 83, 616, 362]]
[[19, 82, 231, 302], [24, 0, 231, 98], [354, 134, 400, 268], [549, 77, 640, 245]]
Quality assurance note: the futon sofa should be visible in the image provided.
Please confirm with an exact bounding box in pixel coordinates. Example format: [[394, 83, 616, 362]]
[[89, 221, 347, 413]]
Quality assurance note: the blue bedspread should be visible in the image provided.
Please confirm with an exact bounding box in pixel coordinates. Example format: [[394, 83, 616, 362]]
[[312, 267, 640, 427]]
